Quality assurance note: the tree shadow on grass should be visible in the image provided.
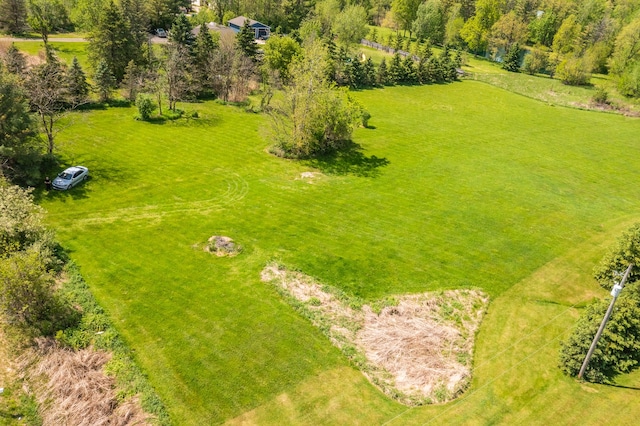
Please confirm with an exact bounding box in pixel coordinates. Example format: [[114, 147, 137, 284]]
[[305, 141, 390, 178]]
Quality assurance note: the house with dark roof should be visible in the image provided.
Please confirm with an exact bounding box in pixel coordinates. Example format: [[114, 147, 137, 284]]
[[227, 16, 271, 40]]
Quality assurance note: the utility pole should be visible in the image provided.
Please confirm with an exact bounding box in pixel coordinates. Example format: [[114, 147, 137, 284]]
[[578, 264, 633, 380]]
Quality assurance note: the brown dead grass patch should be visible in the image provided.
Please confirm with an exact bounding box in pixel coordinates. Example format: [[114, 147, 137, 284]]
[[18, 338, 152, 425], [261, 264, 489, 405]]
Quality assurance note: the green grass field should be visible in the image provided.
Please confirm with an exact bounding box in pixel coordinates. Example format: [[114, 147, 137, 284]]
[[38, 81, 640, 424]]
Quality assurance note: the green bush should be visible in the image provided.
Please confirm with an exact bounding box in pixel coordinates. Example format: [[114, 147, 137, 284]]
[[521, 49, 549, 75], [135, 94, 156, 120], [592, 87, 610, 105], [559, 297, 640, 382], [555, 57, 591, 86], [617, 62, 640, 98]]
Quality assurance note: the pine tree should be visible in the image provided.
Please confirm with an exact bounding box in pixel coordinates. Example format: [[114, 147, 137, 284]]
[[89, 0, 138, 82], [348, 57, 363, 88], [94, 59, 116, 102], [236, 19, 258, 60], [388, 52, 404, 84], [502, 43, 521, 73], [67, 56, 90, 106], [394, 33, 403, 51], [403, 55, 416, 83], [363, 57, 376, 87], [376, 57, 388, 85], [0, 0, 27, 34], [169, 13, 195, 48], [193, 23, 218, 94]]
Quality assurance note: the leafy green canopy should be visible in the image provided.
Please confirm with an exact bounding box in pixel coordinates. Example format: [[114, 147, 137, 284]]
[[594, 223, 640, 290], [559, 297, 640, 383]]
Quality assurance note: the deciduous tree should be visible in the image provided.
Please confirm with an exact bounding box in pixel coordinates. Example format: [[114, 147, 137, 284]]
[[262, 34, 301, 84], [266, 40, 361, 158], [412, 0, 445, 45], [559, 297, 640, 383], [25, 52, 68, 155], [27, 0, 72, 45], [333, 5, 368, 47]]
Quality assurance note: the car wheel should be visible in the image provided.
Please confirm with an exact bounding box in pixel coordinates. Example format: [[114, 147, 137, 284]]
[[83, 175, 88, 181]]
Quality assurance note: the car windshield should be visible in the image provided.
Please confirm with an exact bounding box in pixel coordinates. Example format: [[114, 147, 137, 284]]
[[58, 172, 72, 180]]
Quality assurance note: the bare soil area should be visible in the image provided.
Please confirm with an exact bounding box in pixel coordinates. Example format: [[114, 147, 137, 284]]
[[261, 264, 489, 405]]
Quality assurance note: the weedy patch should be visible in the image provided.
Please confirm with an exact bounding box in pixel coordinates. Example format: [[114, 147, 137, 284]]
[[261, 263, 489, 406], [17, 338, 152, 425], [205, 236, 242, 257]]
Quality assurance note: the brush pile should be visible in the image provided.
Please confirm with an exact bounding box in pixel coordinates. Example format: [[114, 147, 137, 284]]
[[19, 338, 151, 425], [262, 264, 489, 405]]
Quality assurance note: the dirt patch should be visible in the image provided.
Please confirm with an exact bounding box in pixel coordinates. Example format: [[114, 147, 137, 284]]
[[18, 337, 152, 425], [205, 235, 242, 257], [296, 171, 323, 183], [261, 264, 489, 405]]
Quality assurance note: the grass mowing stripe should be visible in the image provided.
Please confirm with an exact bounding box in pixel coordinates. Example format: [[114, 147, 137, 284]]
[[40, 82, 640, 423]]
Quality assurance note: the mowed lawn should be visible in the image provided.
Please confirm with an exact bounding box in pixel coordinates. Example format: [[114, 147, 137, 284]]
[[39, 82, 640, 424]]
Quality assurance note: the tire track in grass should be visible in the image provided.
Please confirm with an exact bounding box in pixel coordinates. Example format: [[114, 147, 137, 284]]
[[54, 173, 249, 226]]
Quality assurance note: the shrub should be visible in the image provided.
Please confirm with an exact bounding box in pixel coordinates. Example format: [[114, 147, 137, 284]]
[[0, 249, 58, 334], [555, 57, 591, 86], [591, 87, 610, 105], [521, 49, 548, 75], [135, 94, 156, 120], [617, 62, 640, 98]]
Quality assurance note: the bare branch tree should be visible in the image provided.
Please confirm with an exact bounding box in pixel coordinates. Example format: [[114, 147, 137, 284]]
[[25, 53, 68, 155]]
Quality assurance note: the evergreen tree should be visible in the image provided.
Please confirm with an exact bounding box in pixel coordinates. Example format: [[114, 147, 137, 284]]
[[388, 52, 404, 84], [439, 45, 457, 81], [416, 54, 428, 83], [348, 57, 363, 88], [394, 33, 404, 51], [363, 57, 376, 87], [89, 0, 138, 82], [0, 69, 39, 184], [193, 23, 218, 93], [94, 59, 116, 102], [236, 19, 258, 60], [120, 0, 149, 61], [169, 13, 195, 48], [67, 56, 90, 106], [376, 57, 388, 85], [3, 43, 26, 75], [502, 43, 521, 72], [406, 55, 418, 82], [0, 0, 27, 33]]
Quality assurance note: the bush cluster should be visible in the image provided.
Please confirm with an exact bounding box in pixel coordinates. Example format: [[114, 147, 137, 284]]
[[560, 223, 640, 382]]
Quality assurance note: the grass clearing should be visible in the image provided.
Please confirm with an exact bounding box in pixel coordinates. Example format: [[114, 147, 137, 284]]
[[37, 82, 640, 424]]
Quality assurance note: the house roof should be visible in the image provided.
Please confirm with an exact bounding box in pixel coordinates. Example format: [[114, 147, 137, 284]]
[[192, 22, 235, 36], [227, 16, 270, 29]]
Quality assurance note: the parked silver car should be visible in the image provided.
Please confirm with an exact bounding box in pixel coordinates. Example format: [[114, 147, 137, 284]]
[[52, 166, 89, 190]]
